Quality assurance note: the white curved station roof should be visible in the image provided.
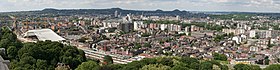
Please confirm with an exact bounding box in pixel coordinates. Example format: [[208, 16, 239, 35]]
[[24, 29, 65, 41]]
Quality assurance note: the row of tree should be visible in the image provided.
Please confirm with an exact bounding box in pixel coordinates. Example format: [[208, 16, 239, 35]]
[[77, 56, 229, 70], [234, 63, 280, 70], [77, 56, 280, 70]]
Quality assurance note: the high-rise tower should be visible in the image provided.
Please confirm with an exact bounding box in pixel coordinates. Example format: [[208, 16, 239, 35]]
[[115, 10, 118, 18]]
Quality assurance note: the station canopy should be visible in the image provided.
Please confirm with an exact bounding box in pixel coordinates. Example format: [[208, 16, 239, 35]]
[[23, 29, 65, 41]]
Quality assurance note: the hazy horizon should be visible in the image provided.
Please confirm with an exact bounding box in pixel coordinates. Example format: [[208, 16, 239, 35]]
[[1, 0, 280, 13]]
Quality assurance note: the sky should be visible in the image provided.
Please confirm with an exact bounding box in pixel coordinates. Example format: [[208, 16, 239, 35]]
[[0, 0, 280, 13]]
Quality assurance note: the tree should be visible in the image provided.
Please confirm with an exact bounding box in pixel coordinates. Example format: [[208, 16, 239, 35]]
[[140, 64, 171, 70], [76, 61, 100, 70], [143, 43, 151, 48], [264, 64, 280, 70], [199, 61, 213, 70], [7, 46, 17, 59], [157, 57, 174, 67], [234, 64, 252, 70], [251, 65, 261, 70], [121, 58, 158, 70], [213, 65, 221, 70], [0, 27, 86, 70], [213, 53, 227, 61], [141, 33, 151, 37], [11, 40, 23, 49], [265, 59, 270, 65], [180, 57, 199, 70], [264, 56, 270, 65], [171, 65, 189, 70], [11, 41, 86, 70], [220, 65, 229, 70], [180, 57, 199, 64], [141, 58, 157, 64], [134, 43, 142, 49], [214, 35, 224, 42], [35, 59, 48, 70], [0, 39, 11, 49], [2, 32, 17, 42], [103, 55, 113, 65], [100, 65, 113, 70], [227, 32, 234, 37], [20, 56, 36, 65], [121, 61, 145, 70], [78, 37, 88, 43], [256, 35, 260, 39], [107, 64, 124, 70], [267, 39, 275, 48]]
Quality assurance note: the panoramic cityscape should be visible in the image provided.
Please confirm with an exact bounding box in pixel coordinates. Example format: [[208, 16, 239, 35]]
[[1, 0, 280, 70]]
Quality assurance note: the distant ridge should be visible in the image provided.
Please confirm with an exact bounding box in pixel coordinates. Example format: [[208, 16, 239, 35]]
[[2, 8, 280, 18], [42, 8, 59, 11], [0, 8, 207, 18]]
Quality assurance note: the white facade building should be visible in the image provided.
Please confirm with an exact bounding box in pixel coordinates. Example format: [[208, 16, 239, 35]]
[[133, 21, 143, 30], [249, 30, 256, 38]]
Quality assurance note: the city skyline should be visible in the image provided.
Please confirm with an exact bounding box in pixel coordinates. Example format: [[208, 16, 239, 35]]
[[1, 0, 280, 13]]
